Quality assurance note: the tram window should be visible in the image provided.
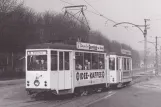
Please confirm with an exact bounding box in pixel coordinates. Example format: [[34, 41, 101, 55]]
[[124, 58, 127, 70], [129, 58, 131, 70], [59, 52, 63, 70], [98, 54, 105, 69], [65, 52, 70, 70], [51, 51, 57, 71], [128, 58, 132, 70], [75, 52, 104, 70], [84, 53, 91, 70], [109, 57, 115, 70], [116, 58, 118, 70], [91, 53, 98, 69], [127, 58, 130, 70], [118, 58, 121, 70], [122, 58, 123, 70], [75, 52, 83, 70], [27, 55, 47, 71]]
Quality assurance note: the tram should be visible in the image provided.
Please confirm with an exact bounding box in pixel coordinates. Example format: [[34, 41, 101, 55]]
[[26, 42, 109, 95], [108, 49, 132, 87], [25, 42, 132, 96]]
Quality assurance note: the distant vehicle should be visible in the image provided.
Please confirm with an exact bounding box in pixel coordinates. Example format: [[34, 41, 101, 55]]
[[25, 42, 132, 96]]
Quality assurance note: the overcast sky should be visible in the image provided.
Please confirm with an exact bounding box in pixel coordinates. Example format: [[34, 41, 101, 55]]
[[23, 0, 161, 52]]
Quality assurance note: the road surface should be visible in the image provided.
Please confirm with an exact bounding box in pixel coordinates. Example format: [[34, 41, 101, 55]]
[[87, 76, 161, 107], [0, 70, 156, 107]]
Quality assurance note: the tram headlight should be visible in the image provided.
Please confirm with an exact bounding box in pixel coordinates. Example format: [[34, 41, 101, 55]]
[[34, 80, 40, 87], [112, 78, 115, 82], [27, 81, 30, 86], [45, 84, 47, 87], [44, 81, 47, 87]]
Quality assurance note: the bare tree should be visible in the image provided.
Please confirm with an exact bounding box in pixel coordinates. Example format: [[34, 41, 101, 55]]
[[0, 0, 23, 13]]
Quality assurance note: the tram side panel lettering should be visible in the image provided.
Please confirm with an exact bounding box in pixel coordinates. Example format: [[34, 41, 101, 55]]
[[75, 71, 105, 86]]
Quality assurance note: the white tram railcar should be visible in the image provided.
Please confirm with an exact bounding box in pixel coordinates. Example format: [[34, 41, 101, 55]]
[[108, 50, 132, 87], [26, 42, 110, 95]]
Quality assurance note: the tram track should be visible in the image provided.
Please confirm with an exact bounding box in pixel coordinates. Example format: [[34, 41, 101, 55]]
[[0, 92, 85, 107], [0, 72, 153, 107], [1, 88, 113, 107]]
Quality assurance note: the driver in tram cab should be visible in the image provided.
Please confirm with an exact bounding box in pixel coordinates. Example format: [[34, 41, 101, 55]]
[[35, 59, 40, 70], [40, 59, 47, 70]]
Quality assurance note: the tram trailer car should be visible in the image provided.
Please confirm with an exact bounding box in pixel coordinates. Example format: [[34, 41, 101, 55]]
[[108, 50, 132, 88], [25, 42, 110, 96]]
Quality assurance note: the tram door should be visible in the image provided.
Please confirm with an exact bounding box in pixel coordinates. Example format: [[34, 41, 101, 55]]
[[109, 55, 117, 83], [58, 51, 72, 90], [116, 57, 122, 83]]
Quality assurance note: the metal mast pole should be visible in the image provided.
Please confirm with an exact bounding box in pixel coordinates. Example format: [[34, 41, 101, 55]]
[[155, 36, 158, 75], [143, 19, 150, 72]]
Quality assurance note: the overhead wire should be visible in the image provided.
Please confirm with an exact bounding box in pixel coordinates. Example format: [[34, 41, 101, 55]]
[[60, 0, 117, 25], [86, 10, 100, 16], [83, 0, 116, 23], [59, 0, 74, 5], [83, 0, 131, 30], [83, 0, 101, 15], [59, 0, 131, 31], [59, 0, 153, 49]]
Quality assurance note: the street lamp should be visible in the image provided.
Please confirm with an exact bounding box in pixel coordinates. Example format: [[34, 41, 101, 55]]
[[113, 20, 150, 72]]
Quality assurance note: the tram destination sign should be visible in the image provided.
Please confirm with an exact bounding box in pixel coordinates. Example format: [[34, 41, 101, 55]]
[[121, 49, 131, 55], [27, 50, 47, 55], [76, 42, 104, 51]]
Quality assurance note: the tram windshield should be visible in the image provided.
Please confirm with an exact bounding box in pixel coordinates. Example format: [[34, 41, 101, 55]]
[[27, 55, 47, 71]]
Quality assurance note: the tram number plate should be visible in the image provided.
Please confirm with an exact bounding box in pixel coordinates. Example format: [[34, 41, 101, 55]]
[[76, 71, 105, 81]]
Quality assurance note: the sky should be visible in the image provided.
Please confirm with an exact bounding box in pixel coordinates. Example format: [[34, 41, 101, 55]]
[[23, 0, 161, 52]]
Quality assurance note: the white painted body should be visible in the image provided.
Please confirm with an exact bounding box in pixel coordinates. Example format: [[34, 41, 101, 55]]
[[26, 49, 108, 95], [26, 49, 73, 94], [74, 70, 106, 87], [25, 47, 132, 95], [26, 71, 50, 89], [109, 55, 132, 84]]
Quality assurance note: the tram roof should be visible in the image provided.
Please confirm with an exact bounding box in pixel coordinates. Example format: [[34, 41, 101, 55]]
[[27, 43, 75, 50], [108, 52, 132, 57], [26, 43, 106, 53]]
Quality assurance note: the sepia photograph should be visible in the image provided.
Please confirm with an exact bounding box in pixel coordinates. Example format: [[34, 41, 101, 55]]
[[0, 0, 161, 107]]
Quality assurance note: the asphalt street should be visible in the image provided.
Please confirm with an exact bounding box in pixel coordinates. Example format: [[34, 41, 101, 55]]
[[0, 71, 158, 107], [87, 77, 161, 107]]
